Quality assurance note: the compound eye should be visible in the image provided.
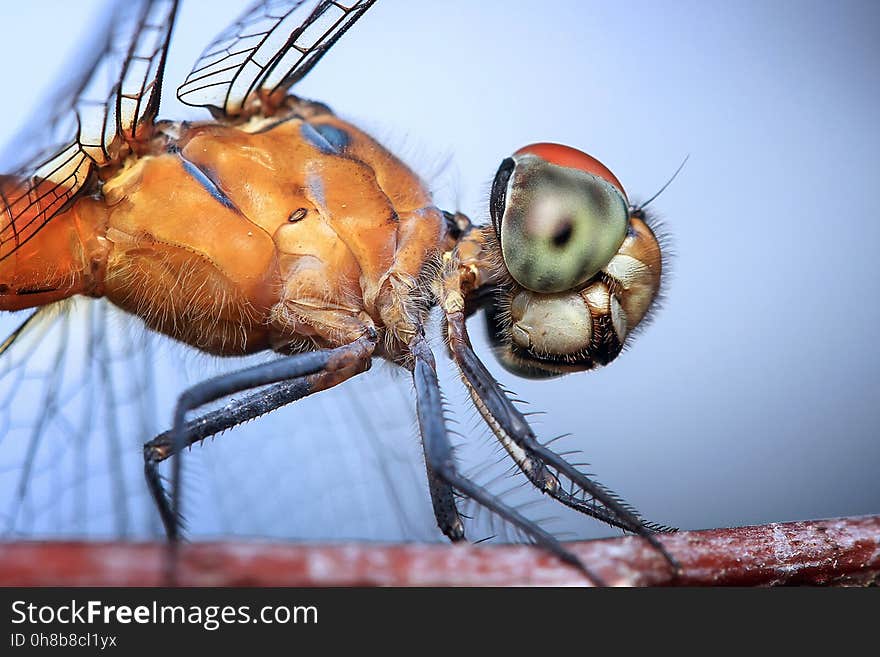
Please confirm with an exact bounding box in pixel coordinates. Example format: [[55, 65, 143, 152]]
[[497, 143, 629, 293]]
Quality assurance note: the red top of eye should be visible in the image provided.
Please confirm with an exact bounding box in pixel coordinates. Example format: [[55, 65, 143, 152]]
[[514, 142, 627, 200]]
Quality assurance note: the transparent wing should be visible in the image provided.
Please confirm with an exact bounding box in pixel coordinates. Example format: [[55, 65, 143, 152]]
[[177, 0, 376, 118], [0, 0, 179, 262], [0, 300, 439, 542], [0, 301, 163, 537]]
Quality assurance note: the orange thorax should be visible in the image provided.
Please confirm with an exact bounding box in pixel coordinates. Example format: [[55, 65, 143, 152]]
[[0, 111, 445, 357]]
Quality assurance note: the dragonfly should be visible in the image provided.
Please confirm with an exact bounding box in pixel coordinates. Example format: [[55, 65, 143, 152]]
[[0, 0, 678, 581]]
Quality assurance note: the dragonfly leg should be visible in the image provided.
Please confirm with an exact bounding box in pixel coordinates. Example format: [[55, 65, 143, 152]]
[[409, 331, 602, 584], [154, 333, 377, 542], [424, 464, 465, 543], [444, 310, 682, 576], [143, 359, 370, 539]]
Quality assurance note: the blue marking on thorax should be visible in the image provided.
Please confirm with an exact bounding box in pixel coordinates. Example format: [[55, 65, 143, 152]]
[[306, 171, 326, 209], [178, 154, 237, 210], [300, 122, 350, 154]]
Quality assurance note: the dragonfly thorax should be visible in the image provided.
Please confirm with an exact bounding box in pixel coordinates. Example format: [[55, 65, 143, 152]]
[[3, 102, 447, 360]]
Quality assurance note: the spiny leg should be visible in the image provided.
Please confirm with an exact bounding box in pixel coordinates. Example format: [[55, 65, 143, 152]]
[[409, 331, 601, 584], [159, 333, 376, 543], [144, 362, 367, 538], [445, 310, 681, 573], [425, 463, 465, 542]]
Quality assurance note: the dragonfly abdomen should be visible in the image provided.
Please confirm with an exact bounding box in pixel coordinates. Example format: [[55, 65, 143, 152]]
[[0, 177, 108, 311]]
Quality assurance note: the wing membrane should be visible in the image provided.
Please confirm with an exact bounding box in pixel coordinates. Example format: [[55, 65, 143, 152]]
[[0, 0, 179, 262], [0, 301, 437, 541], [0, 301, 161, 537], [177, 0, 376, 118]]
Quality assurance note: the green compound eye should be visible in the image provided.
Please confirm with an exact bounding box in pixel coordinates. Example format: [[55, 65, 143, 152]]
[[493, 144, 629, 294]]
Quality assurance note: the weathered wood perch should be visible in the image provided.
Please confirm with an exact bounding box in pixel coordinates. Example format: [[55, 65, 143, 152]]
[[1, 515, 877, 586]]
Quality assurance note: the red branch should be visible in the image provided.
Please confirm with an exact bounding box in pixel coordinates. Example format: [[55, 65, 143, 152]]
[[1, 515, 877, 586]]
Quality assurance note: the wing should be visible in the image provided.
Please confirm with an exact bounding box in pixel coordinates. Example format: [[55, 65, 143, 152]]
[[0, 0, 179, 262], [0, 301, 164, 537], [177, 0, 376, 118], [0, 301, 438, 541]]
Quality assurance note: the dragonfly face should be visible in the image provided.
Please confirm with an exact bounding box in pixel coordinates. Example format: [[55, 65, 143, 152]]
[[477, 143, 664, 378], [0, 0, 678, 581]]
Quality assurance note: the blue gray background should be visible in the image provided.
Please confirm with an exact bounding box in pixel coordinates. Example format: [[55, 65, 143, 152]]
[[0, 0, 877, 542]]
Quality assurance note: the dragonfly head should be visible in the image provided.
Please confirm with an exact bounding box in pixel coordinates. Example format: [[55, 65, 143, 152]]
[[484, 143, 664, 378]]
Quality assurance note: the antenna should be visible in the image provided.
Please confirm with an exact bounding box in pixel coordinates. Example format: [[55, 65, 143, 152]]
[[635, 154, 690, 211]]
